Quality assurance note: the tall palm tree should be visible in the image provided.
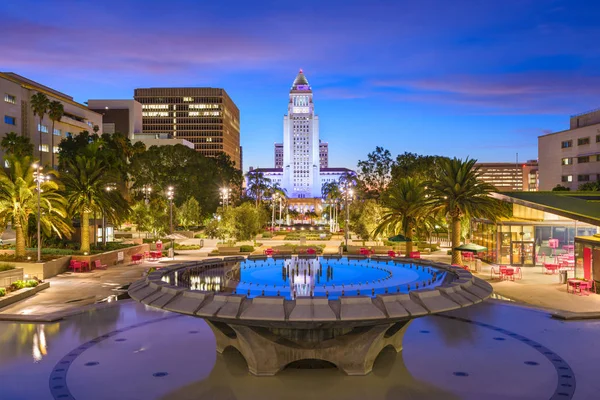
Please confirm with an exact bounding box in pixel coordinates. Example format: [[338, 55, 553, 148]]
[[0, 132, 34, 158], [0, 155, 71, 257], [48, 101, 64, 170], [428, 157, 506, 265], [62, 154, 130, 253], [246, 170, 271, 207], [374, 177, 432, 254], [30, 92, 50, 166]]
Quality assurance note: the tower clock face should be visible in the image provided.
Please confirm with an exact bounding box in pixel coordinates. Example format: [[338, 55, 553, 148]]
[[293, 106, 309, 114]]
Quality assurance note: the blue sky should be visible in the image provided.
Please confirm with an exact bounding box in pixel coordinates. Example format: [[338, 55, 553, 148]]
[[2, 0, 600, 170]]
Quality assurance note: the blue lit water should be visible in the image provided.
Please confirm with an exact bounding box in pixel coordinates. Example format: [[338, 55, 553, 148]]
[[174, 257, 446, 300]]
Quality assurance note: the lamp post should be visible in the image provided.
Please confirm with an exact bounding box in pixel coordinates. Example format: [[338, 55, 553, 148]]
[[167, 186, 175, 234], [342, 184, 354, 247], [220, 187, 231, 210], [32, 164, 46, 262], [142, 185, 152, 205], [103, 183, 116, 248]]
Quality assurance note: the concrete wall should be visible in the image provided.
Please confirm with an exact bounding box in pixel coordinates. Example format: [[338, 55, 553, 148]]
[[539, 122, 600, 190], [12, 256, 71, 280], [0, 267, 24, 288]]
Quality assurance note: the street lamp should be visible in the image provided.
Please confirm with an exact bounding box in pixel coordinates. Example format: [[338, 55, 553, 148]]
[[103, 183, 116, 248], [220, 187, 231, 209], [32, 164, 47, 262], [271, 192, 279, 231], [167, 186, 175, 234], [342, 183, 354, 247], [141, 185, 152, 205]]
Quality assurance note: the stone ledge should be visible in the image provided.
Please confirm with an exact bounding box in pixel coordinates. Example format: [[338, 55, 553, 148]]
[[0, 281, 50, 310]]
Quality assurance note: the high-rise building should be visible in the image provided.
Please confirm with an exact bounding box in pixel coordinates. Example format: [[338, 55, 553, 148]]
[[133, 87, 241, 168], [538, 109, 600, 190], [88, 99, 143, 139], [0, 72, 102, 166], [274, 143, 283, 168], [476, 161, 538, 192], [250, 70, 354, 206], [319, 141, 329, 168]]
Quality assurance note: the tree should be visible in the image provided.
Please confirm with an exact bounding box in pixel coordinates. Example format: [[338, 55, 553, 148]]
[[392, 152, 443, 180], [177, 197, 201, 229], [374, 177, 432, 254], [48, 101, 64, 169], [350, 199, 384, 243], [217, 203, 266, 242], [0, 155, 71, 256], [131, 199, 169, 239], [578, 182, 599, 191], [246, 170, 271, 207], [428, 157, 507, 265], [552, 184, 571, 191], [62, 154, 129, 253], [356, 146, 393, 199], [1, 132, 34, 159], [30, 92, 50, 165]]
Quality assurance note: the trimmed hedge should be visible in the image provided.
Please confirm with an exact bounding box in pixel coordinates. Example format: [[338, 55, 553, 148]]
[[0, 288, 5, 297], [239, 245, 255, 253], [0, 263, 16, 272]]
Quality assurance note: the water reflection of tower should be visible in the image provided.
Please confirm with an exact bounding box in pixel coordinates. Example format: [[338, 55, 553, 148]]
[[180, 262, 229, 293], [286, 257, 318, 299]]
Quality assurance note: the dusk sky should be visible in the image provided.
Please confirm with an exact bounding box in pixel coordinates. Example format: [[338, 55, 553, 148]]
[[2, 0, 600, 171]]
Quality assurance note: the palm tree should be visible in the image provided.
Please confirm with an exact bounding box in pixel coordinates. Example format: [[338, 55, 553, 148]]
[[0, 155, 71, 257], [428, 157, 506, 265], [62, 154, 130, 253], [0, 132, 34, 158], [48, 101, 64, 169], [374, 177, 432, 254], [30, 92, 50, 165], [246, 170, 271, 207]]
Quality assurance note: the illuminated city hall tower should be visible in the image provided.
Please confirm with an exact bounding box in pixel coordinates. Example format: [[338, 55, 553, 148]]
[[282, 70, 321, 198]]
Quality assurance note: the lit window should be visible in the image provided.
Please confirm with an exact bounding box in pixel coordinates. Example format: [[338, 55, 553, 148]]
[[39, 144, 49, 152], [183, 97, 193, 102], [53, 146, 59, 154], [142, 104, 169, 110], [4, 115, 16, 125], [53, 128, 61, 136], [561, 175, 573, 182], [4, 94, 16, 104], [38, 124, 48, 133]]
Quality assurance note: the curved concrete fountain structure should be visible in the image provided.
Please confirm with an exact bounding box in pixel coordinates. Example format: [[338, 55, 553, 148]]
[[129, 256, 493, 376]]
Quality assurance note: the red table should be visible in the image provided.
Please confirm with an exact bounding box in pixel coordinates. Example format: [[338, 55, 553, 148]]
[[131, 254, 143, 264]]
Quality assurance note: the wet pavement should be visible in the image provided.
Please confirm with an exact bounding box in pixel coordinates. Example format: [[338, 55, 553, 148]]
[[1, 299, 599, 399]]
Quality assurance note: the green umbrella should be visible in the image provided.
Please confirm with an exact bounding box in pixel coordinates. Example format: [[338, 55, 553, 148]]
[[388, 234, 412, 242], [454, 243, 487, 253]]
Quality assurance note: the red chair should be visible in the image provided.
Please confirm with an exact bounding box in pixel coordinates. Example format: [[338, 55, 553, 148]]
[[307, 248, 316, 255], [543, 263, 559, 274], [72, 261, 82, 273], [513, 267, 522, 280], [264, 248, 274, 256], [409, 251, 421, 259], [490, 265, 508, 280], [69, 259, 77, 271], [94, 260, 107, 270], [387, 250, 397, 257]]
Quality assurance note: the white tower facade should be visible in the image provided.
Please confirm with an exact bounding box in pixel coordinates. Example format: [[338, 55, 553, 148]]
[[282, 70, 321, 198]]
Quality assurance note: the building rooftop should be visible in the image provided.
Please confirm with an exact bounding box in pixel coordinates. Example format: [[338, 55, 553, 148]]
[[493, 191, 600, 226], [292, 69, 310, 89]]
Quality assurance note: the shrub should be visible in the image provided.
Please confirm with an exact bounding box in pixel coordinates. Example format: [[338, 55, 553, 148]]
[[0, 263, 16, 272], [261, 232, 273, 239], [194, 233, 206, 239], [239, 245, 254, 253], [447, 250, 452, 255], [174, 244, 201, 250], [25, 280, 39, 288], [0, 288, 5, 297], [10, 280, 25, 290]]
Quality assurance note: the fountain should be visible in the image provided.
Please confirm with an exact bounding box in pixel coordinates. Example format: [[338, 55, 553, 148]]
[[129, 255, 492, 376]]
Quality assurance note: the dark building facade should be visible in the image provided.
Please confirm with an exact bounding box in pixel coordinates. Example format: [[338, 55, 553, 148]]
[[133, 87, 241, 168]]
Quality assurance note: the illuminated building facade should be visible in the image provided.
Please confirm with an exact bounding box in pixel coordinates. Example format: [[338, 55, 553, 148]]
[[133, 87, 241, 168]]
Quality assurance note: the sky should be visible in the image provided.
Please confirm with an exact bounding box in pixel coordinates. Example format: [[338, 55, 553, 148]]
[[2, 0, 600, 171]]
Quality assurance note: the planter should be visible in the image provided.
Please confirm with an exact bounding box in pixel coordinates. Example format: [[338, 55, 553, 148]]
[[12, 257, 71, 280], [0, 267, 24, 288], [72, 244, 150, 268], [0, 281, 50, 310]]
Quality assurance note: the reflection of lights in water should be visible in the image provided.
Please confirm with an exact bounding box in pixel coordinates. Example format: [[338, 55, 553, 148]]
[[190, 275, 221, 292], [32, 325, 47, 362], [286, 258, 318, 298]]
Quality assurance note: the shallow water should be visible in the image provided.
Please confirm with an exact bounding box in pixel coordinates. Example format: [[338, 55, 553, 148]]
[[1, 300, 600, 399]]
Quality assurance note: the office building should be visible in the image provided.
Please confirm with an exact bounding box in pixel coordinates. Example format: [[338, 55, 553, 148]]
[[88, 99, 143, 139], [476, 161, 538, 192], [1, 72, 102, 166], [538, 109, 600, 190], [251, 70, 354, 207], [133, 87, 241, 168]]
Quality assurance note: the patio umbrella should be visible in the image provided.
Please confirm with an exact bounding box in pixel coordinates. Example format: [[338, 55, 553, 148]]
[[387, 234, 412, 242], [453, 243, 487, 253]]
